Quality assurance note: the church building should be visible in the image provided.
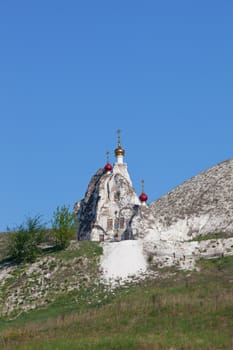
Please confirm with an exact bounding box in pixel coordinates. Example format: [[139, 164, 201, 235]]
[[76, 130, 148, 241]]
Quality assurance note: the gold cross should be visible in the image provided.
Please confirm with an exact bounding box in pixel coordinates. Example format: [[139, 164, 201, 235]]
[[117, 129, 121, 146], [141, 179, 145, 192], [106, 151, 110, 163]]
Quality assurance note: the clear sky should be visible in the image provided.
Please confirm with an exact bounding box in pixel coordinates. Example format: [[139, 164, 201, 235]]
[[0, 1, 232, 231]]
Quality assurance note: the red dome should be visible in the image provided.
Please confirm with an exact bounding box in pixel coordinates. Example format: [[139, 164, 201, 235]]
[[139, 192, 148, 202], [104, 163, 112, 172]]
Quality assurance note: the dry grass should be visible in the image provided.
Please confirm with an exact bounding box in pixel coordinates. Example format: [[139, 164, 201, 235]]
[[0, 256, 233, 349]]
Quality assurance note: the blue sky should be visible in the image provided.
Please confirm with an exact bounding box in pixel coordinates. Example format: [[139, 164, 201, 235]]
[[0, 1, 232, 230]]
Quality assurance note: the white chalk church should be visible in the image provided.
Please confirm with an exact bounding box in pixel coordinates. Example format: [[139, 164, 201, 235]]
[[76, 130, 148, 241]]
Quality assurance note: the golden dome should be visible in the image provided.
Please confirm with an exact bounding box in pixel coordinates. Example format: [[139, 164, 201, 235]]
[[115, 146, 125, 157]]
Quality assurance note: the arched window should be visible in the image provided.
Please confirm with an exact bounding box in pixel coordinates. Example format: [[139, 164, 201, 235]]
[[107, 218, 113, 230], [120, 217, 125, 229], [114, 218, 119, 230], [114, 191, 120, 201]]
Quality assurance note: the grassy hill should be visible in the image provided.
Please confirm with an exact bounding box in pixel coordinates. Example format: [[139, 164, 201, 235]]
[[0, 238, 232, 350], [0, 233, 9, 261]]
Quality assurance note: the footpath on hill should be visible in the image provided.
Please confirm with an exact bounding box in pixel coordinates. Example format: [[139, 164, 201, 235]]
[[100, 240, 148, 284]]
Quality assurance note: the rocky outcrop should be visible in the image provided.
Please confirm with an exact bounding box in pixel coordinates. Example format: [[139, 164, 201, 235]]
[[133, 158, 233, 242], [76, 157, 233, 271], [130, 158, 233, 270], [77, 168, 105, 240], [0, 242, 102, 317]]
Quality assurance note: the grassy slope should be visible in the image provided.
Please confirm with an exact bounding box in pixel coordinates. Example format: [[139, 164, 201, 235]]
[[187, 232, 233, 242], [0, 246, 232, 350], [0, 240, 105, 318], [0, 233, 9, 261]]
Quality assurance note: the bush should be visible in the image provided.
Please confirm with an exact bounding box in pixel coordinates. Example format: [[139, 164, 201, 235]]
[[8, 215, 46, 263], [51, 206, 78, 249]]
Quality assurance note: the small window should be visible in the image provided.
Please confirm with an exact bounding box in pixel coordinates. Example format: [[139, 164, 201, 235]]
[[107, 218, 113, 230], [120, 217, 125, 229], [114, 218, 119, 230], [114, 191, 120, 201]]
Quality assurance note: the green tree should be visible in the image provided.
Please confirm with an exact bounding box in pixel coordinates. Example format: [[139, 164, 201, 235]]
[[51, 205, 78, 249], [8, 215, 46, 263]]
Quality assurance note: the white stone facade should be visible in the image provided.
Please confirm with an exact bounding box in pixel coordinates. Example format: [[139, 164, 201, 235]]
[[77, 162, 140, 241]]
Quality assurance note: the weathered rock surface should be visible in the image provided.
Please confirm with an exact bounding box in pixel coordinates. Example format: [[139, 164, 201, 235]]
[[130, 158, 233, 269], [152, 159, 233, 237], [0, 242, 101, 317], [76, 168, 105, 240], [77, 163, 140, 241], [132, 158, 233, 240]]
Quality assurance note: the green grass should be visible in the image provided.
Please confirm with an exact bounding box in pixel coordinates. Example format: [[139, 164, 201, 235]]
[[53, 240, 102, 260], [0, 233, 10, 262], [0, 255, 233, 350], [0, 241, 104, 322], [188, 232, 233, 242]]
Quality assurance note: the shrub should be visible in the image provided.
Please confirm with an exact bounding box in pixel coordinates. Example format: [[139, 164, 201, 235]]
[[51, 206, 78, 249], [7, 215, 46, 263]]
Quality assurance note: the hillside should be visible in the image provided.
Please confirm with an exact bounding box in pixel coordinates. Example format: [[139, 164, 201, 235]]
[[1, 158, 233, 349], [149, 158, 233, 239], [0, 233, 9, 261], [128, 159, 233, 271], [0, 252, 232, 350], [0, 241, 104, 318]]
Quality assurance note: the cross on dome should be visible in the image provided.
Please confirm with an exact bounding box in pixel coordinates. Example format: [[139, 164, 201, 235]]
[[106, 151, 110, 163], [139, 179, 148, 203], [104, 151, 112, 173], [142, 179, 145, 192], [114, 129, 125, 163]]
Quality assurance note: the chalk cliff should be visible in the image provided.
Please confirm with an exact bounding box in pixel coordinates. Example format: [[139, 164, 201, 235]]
[[145, 158, 233, 241], [77, 157, 233, 271], [132, 158, 233, 269]]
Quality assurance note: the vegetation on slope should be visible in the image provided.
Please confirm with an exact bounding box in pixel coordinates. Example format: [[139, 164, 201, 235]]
[[7, 215, 46, 263], [187, 232, 233, 242], [0, 252, 232, 350], [0, 241, 103, 318], [0, 233, 9, 262], [0, 206, 78, 265]]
